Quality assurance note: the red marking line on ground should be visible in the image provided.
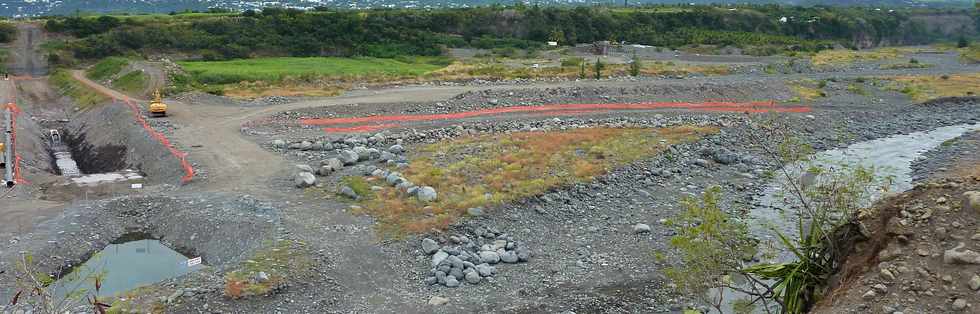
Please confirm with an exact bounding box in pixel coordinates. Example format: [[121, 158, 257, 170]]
[[116, 98, 196, 184], [302, 101, 807, 127], [323, 124, 400, 133]]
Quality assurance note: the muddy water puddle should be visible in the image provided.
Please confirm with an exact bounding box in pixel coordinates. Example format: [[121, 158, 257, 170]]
[[52, 238, 202, 299]]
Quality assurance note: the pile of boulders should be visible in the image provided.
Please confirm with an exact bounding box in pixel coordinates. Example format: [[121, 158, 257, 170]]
[[293, 144, 408, 189], [420, 227, 531, 288]]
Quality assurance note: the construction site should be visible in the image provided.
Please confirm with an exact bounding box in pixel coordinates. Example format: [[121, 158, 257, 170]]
[[0, 18, 979, 313]]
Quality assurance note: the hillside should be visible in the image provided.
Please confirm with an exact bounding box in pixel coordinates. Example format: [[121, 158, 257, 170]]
[[0, 0, 974, 17]]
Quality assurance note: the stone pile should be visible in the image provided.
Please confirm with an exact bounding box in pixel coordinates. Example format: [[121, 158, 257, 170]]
[[420, 227, 531, 288]]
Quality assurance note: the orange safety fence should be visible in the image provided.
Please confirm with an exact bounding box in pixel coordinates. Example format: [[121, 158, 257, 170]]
[[116, 97, 196, 184], [5, 102, 29, 185]]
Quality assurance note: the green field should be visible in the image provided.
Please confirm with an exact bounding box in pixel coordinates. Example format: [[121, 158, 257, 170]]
[[86, 57, 129, 81], [112, 70, 148, 95], [177, 57, 449, 84]]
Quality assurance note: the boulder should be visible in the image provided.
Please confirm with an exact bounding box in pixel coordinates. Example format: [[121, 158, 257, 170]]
[[418, 186, 437, 202], [321, 158, 344, 171], [445, 275, 460, 288], [944, 242, 980, 264], [633, 223, 652, 234], [963, 191, 980, 213], [479, 251, 500, 264], [294, 172, 316, 188], [299, 141, 313, 151], [386, 172, 404, 186], [295, 164, 315, 173], [431, 250, 449, 267], [340, 186, 358, 200], [499, 251, 519, 263], [339, 150, 359, 165], [353, 146, 371, 161], [422, 238, 439, 255], [467, 207, 485, 217], [317, 166, 334, 176], [271, 139, 286, 148], [464, 271, 482, 284], [475, 264, 495, 277], [428, 296, 449, 306], [389, 144, 405, 153]]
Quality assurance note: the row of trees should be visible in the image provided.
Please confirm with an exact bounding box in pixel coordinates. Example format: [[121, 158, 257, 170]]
[[0, 21, 15, 43], [42, 5, 962, 61]]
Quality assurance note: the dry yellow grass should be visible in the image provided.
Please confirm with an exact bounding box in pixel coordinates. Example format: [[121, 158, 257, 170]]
[[352, 126, 717, 236], [810, 49, 900, 66], [788, 80, 824, 102], [886, 73, 980, 102]]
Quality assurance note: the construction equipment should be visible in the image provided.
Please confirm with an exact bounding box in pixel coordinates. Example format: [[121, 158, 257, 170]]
[[149, 89, 167, 117]]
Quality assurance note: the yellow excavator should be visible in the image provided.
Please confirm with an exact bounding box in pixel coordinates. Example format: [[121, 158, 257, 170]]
[[149, 89, 167, 117]]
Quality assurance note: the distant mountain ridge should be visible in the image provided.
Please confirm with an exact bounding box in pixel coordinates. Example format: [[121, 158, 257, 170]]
[[0, 0, 974, 18]]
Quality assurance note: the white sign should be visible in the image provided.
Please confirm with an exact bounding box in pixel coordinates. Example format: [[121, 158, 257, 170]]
[[131, 183, 143, 189], [187, 256, 202, 267], [547, 41, 558, 46]]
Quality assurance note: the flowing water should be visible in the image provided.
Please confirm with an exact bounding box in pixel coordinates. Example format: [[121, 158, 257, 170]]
[[714, 123, 980, 313], [52, 239, 203, 299]]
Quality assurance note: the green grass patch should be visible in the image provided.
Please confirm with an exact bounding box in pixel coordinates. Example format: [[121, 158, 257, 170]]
[[340, 176, 374, 200], [50, 70, 109, 109], [224, 240, 313, 300], [352, 126, 717, 236], [178, 56, 448, 85], [961, 45, 980, 64], [111, 70, 148, 95], [86, 57, 129, 81]]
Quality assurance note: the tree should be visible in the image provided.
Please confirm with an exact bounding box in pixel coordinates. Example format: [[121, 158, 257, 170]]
[[579, 60, 587, 79], [958, 36, 970, 48], [593, 57, 603, 80]]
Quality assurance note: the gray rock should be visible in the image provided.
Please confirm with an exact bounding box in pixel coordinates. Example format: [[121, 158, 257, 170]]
[[445, 275, 460, 288], [944, 242, 980, 264], [861, 290, 876, 299], [422, 238, 439, 255], [296, 164, 315, 173], [464, 271, 482, 284], [964, 191, 980, 213], [633, 223, 652, 234], [480, 251, 500, 264], [294, 172, 316, 188], [449, 268, 464, 280], [255, 271, 270, 283], [693, 159, 710, 168], [407, 186, 419, 196], [299, 141, 313, 151], [712, 150, 740, 165], [339, 150, 359, 165], [386, 172, 404, 186], [428, 296, 449, 306], [424, 276, 438, 285], [500, 251, 519, 263], [396, 180, 415, 191], [418, 186, 437, 202], [467, 207, 485, 216], [379, 151, 396, 162], [271, 139, 286, 148], [969, 275, 980, 290], [340, 186, 358, 200], [353, 146, 371, 161], [389, 144, 405, 153], [476, 264, 495, 277], [431, 250, 449, 267], [317, 165, 334, 176], [516, 247, 531, 262], [321, 158, 343, 171], [953, 298, 968, 311]]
